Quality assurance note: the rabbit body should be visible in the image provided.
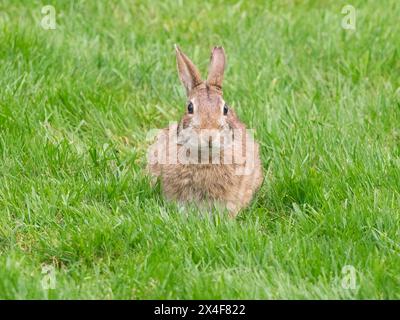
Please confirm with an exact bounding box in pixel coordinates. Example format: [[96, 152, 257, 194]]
[[147, 46, 263, 217]]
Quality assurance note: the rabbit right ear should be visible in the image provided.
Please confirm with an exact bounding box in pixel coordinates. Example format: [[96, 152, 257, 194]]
[[207, 46, 225, 89], [175, 45, 203, 95]]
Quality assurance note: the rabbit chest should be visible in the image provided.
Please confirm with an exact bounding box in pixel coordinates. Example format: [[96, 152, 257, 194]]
[[161, 163, 237, 201]]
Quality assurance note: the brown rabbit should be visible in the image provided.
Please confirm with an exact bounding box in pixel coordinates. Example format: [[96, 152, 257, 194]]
[[147, 45, 263, 217]]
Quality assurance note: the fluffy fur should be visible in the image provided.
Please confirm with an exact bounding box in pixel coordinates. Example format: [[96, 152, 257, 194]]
[[147, 45, 263, 217]]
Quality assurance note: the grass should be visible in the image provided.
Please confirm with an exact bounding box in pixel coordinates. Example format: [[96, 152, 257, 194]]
[[0, 0, 399, 299]]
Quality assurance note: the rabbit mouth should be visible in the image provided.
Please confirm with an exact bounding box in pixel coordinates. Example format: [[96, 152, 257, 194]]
[[175, 128, 238, 165]]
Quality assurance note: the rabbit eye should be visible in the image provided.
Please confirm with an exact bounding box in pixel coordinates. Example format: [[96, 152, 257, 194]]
[[223, 104, 229, 115], [187, 102, 194, 114]]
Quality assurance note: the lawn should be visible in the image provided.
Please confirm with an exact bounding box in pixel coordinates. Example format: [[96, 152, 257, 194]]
[[0, 0, 399, 299]]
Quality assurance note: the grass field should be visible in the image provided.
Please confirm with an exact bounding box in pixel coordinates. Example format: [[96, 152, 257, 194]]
[[0, 0, 399, 299]]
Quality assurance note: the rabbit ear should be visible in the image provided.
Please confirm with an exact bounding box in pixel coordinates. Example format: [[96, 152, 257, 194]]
[[207, 46, 225, 89], [175, 45, 202, 95]]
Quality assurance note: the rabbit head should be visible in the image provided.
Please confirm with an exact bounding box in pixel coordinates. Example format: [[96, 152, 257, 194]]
[[175, 45, 242, 155]]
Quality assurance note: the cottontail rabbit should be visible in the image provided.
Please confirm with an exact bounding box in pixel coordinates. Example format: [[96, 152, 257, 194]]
[[147, 45, 263, 217]]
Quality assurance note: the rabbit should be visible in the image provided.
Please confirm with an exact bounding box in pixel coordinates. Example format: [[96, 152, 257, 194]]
[[147, 45, 263, 217]]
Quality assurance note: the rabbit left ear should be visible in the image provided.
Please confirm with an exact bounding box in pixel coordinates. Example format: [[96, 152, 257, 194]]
[[175, 45, 203, 95], [207, 46, 225, 89]]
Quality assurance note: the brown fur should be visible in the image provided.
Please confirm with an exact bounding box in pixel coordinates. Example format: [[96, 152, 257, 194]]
[[147, 46, 263, 217]]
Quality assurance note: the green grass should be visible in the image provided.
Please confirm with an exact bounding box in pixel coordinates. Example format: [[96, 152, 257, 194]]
[[0, 0, 399, 299]]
